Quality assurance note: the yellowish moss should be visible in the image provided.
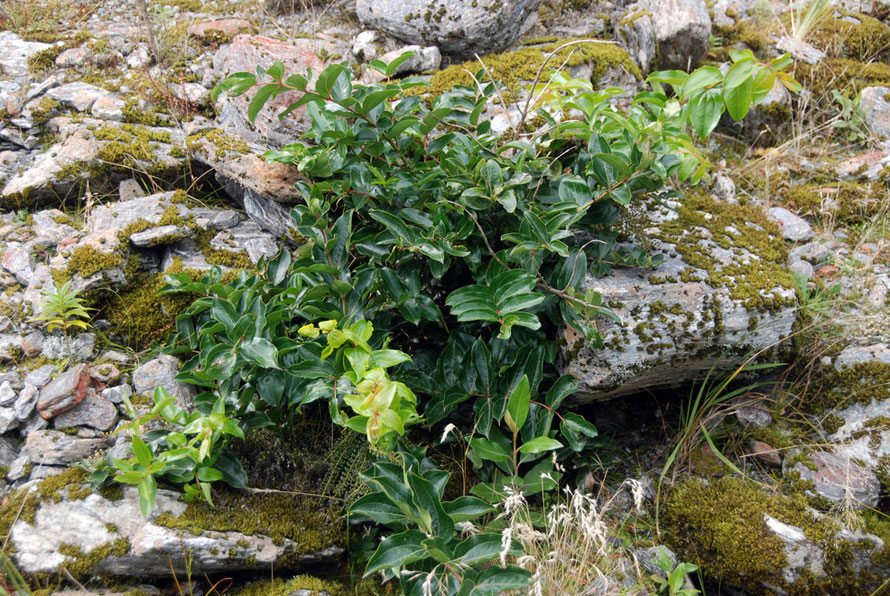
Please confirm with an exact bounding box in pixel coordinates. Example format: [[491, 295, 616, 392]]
[[57, 537, 130, 580], [783, 181, 884, 225], [31, 97, 61, 126], [152, 487, 344, 551], [808, 14, 890, 62], [234, 575, 345, 595], [422, 38, 641, 102], [185, 129, 250, 160], [66, 245, 122, 279]]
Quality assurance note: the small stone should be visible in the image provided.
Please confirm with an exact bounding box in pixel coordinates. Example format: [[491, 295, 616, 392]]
[[2, 245, 33, 285], [36, 364, 92, 419], [712, 174, 736, 203], [0, 381, 16, 406], [789, 259, 814, 279], [0, 436, 18, 467], [24, 364, 57, 389], [128, 225, 190, 247], [0, 372, 21, 390], [14, 384, 38, 421], [133, 355, 194, 408], [187, 18, 251, 38], [776, 37, 825, 65], [784, 451, 880, 508], [118, 179, 146, 201], [367, 46, 441, 81], [90, 95, 125, 121], [20, 331, 43, 358], [99, 350, 134, 365], [815, 264, 839, 278], [89, 363, 121, 385], [790, 242, 830, 264], [208, 210, 241, 231], [750, 440, 782, 466], [52, 390, 118, 431], [7, 453, 31, 481], [0, 407, 19, 434], [54, 47, 92, 67], [25, 429, 107, 465], [101, 383, 132, 405], [766, 207, 814, 242]]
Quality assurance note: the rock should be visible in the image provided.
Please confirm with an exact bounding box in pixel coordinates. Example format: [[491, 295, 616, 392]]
[[8, 480, 344, 577], [790, 241, 830, 264], [784, 451, 880, 508], [776, 37, 825, 65], [55, 47, 92, 68], [712, 174, 736, 203], [0, 407, 18, 434], [0, 436, 18, 467], [24, 430, 108, 465], [242, 189, 297, 237], [559, 194, 798, 401], [210, 220, 279, 263], [834, 343, 890, 368], [186, 18, 251, 39], [40, 333, 96, 362], [356, 0, 540, 56], [52, 390, 118, 431], [209, 210, 242, 231], [14, 384, 39, 422], [90, 363, 121, 385], [2, 245, 34, 285], [91, 95, 125, 121], [367, 46, 441, 81], [30, 209, 77, 250], [132, 355, 194, 407], [128, 225, 191, 247], [643, 0, 711, 70], [37, 364, 93, 419], [0, 32, 50, 77], [617, 7, 656, 74], [860, 86, 890, 139], [21, 331, 43, 358], [212, 35, 326, 148], [187, 129, 303, 204], [0, 381, 15, 406], [789, 259, 815, 279], [750, 440, 782, 466], [767, 207, 814, 242], [8, 453, 31, 481], [102, 384, 132, 405], [46, 82, 108, 112], [24, 365, 56, 389], [87, 190, 189, 236], [835, 150, 890, 181], [352, 30, 380, 62]]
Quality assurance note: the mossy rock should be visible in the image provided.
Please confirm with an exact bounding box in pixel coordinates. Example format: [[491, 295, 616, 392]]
[[3, 472, 345, 579]]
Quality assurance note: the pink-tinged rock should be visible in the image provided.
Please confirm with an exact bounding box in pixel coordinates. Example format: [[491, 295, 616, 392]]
[[750, 440, 782, 467], [784, 451, 880, 508], [212, 35, 325, 147], [55, 47, 92, 68], [187, 18, 251, 38], [46, 82, 108, 112], [52, 389, 118, 431], [37, 364, 92, 419], [91, 95, 124, 121], [835, 151, 887, 178], [2, 245, 33, 284]]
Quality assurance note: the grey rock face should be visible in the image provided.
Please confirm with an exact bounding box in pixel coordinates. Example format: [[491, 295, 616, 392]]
[[767, 207, 814, 242], [784, 451, 880, 508], [132, 355, 194, 408], [617, 7, 656, 74], [643, 0, 711, 70], [0, 32, 50, 78], [25, 430, 108, 465], [356, 0, 541, 56], [8, 482, 344, 577], [860, 86, 890, 139], [45, 82, 108, 113], [559, 195, 798, 402]]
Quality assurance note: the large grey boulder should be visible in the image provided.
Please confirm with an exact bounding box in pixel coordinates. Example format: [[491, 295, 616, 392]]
[[642, 0, 711, 70], [356, 0, 541, 56], [7, 476, 344, 577], [560, 194, 798, 402]]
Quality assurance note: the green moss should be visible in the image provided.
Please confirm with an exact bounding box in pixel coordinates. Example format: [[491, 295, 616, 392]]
[[649, 193, 796, 312], [28, 45, 64, 73], [234, 576, 345, 596], [121, 98, 164, 127], [783, 181, 884, 226], [66, 245, 122, 279], [423, 38, 641, 103], [153, 487, 344, 552], [794, 57, 890, 99], [31, 97, 61, 126], [809, 15, 890, 62], [195, 228, 253, 269], [799, 361, 890, 414], [185, 129, 250, 160], [57, 537, 129, 580]]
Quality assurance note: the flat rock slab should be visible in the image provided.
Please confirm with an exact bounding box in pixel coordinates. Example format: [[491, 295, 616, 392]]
[[8, 479, 344, 577], [52, 390, 118, 431], [559, 194, 798, 402], [25, 430, 109, 465]]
